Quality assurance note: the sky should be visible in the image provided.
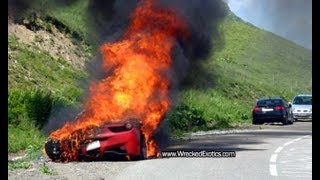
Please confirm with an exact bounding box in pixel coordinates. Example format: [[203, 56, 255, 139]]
[[226, 0, 312, 49]]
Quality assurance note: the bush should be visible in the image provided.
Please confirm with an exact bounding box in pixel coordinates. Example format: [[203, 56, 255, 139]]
[[8, 90, 28, 126], [25, 90, 54, 128], [8, 89, 57, 128], [8, 89, 57, 152], [167, 103, 207, 133]]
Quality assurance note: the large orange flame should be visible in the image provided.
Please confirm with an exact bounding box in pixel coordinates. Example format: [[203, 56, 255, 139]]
[[49, 0, 190, 161]]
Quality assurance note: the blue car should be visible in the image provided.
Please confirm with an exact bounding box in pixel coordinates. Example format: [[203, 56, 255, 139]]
[[252, 98, 294, 125]]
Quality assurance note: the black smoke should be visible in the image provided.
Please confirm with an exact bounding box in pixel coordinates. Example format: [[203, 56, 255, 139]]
[[87, 0, 138, 44], [42, 106, 83, 136], [158, 0, 227, 89], [86, 0, 227, 87]]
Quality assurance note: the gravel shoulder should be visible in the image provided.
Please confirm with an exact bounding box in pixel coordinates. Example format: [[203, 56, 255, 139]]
[[9, 155, 136, 180]]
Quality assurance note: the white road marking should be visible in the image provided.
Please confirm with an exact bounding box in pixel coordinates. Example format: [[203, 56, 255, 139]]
[[292, 137, 302, 142], [274, 147, 283, 153], [283, 141, 293, 146], [270, 154, 278, 163], [269, 135, 311, 177], [269, 165, 278, 176]]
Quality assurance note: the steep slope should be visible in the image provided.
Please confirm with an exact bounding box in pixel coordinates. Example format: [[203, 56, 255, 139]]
[[8, 18, 90, 153]]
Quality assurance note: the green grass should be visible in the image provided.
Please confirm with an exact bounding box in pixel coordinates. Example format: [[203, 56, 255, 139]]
[[8, 35, 87, 153], [8, 161, 32, 170], [39, 163, 56, 175], [9, 35, 87, 105], [14, 0, 97, 54], [48, 1, 89, 37], [46, 0, 99, 52], [8, 125, 46, 153]]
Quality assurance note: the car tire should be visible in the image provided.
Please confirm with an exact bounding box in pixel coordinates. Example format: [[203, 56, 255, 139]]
[[140, 135, 147, 160], [288, 116, 293, 124], [252, 119, 258, 124], [45, 139, 62, 161], [282, 116, 288, 125], [252, 119, 263, 125]]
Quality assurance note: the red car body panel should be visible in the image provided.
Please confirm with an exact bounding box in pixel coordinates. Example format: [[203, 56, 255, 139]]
[[79, 122, 142, 159]]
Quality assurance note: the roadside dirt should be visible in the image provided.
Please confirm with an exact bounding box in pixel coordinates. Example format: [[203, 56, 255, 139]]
[[8, 153, 134, 180], [8, 18, 91, 70]]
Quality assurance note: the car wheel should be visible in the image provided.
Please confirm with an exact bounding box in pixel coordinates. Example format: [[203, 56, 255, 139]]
[[282, 116, 288, 125], [45, 139, 62, 161], [139, 135, 147, 160], [252, 119, 261, 125], [288, 115, 294, 124], [252, 119, 264, 125]]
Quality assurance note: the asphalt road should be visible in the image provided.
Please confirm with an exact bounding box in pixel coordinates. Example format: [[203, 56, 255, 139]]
[[8, 121, 312, 180], [116, 121, 312, 180]]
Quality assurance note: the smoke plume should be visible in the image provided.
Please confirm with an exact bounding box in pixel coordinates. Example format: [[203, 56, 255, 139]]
[[86, 0, 227, 89]]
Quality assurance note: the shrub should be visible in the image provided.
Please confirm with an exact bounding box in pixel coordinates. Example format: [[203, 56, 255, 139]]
[[25, 90, 54, 128], [8, 89, 56, 152], [167, 103, 207, 133], [8, 89, 58, 129], [8, 90, 28, 126]]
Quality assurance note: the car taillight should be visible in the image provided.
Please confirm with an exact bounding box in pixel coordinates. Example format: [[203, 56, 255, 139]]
[[253, 106, 261, 111], [275, 106, 285, 111]]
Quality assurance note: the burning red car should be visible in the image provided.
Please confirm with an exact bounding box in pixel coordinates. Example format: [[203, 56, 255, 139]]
[[45, 0, 190, 161], [45, 121, 147, 161]]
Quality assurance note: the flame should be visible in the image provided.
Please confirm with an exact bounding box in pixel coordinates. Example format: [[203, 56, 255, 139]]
[[48, 0, 189, 161]]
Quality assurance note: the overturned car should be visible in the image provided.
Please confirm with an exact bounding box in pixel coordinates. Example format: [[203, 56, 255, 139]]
[[45, 121, 147, 161]]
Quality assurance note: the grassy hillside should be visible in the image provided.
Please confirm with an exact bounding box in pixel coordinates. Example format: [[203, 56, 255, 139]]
[[8, 35, 87, 152], [169, 11, 311, 133], [8, 0, 312, 154]]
